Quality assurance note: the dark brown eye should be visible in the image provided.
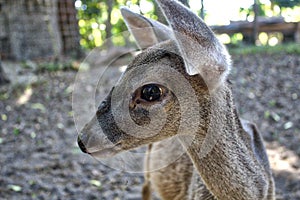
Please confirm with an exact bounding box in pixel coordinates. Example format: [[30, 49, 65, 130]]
[[141, 84, 162, 101]]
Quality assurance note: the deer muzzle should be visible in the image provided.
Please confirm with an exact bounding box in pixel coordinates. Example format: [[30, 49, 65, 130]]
[[77, 115, 121, 158]]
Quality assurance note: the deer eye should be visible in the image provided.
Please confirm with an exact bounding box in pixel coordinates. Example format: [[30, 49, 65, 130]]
[[141, 84, 162, 101]]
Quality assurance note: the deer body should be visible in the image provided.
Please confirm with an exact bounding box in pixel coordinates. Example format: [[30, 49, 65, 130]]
[[144, 77, 274, 200], [77, 0, 275, 199]]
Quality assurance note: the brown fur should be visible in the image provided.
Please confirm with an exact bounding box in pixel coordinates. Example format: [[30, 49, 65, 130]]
[[77, 1, 275, 199]]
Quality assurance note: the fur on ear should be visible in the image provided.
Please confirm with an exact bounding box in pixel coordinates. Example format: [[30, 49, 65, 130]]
[[155, 0, 231, 90], [121, 7, 171, 49]]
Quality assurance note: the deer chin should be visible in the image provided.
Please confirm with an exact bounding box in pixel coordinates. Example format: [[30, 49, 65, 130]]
[[89, 145, 122, 159], [78, 130, 123, 159]]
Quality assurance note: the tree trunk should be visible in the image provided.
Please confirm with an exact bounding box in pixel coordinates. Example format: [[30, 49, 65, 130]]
[[105, 0, 113, 48], [0, 61, 9, 85], [252, 0, 259, 45], [200, 0, 205, 19]]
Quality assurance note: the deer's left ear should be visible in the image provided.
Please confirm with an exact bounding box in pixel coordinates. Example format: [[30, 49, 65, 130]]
[[156, 0, 231, 90], [121, 7, 171, 49]]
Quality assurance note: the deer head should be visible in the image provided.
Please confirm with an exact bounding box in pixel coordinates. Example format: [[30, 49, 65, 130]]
[[77, 0, 231, 159]]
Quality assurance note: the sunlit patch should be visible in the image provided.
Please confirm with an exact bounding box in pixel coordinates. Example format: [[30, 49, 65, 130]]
[[217, 34, 231, 44], [78, 19, 85, 27], [202, 0, 254, 25], [247, 15, 254, 22], [74, 0, 82, 9], [92, 29, 102, 47], [99, 24, 106, 31], [91, 22, 98, 29], [17, 87, 32, 105], [267, 146, 299, 173], [259, 32, 268, 45], [140, 0, 154, 13], [231, 33, 243, 44], [111, 8, 122, 25], [268, 36, 279, 46]]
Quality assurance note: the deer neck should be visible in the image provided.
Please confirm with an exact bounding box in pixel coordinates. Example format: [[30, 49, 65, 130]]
[[181, 83, 245, 169], [179, 84, 265, 199]]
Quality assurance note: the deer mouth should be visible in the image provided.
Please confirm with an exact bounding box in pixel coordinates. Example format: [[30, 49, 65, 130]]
[[78, 133, 123, 158], [89, 146, 121, 158], [77, 114, 124, 159], [77, 128, 123, 157]]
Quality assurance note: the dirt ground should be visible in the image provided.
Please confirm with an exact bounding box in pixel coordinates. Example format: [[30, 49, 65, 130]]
[[0, 51, 299, 200]]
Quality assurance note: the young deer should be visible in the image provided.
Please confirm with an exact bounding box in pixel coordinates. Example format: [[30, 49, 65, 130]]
[[77, 0, 275, 199]]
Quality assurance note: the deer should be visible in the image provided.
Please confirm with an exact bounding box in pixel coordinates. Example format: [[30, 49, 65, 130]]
[[77, 0, 275, 199]]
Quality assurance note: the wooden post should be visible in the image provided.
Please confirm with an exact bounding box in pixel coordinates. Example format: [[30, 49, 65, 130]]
[[253, 0, 259, 45], [295, 22, 300, 43], [105, 0, 113, 48], [200, 0, 204, 20]]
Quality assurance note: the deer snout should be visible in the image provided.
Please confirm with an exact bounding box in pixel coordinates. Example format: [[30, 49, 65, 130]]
[[76, 114, 122, 158]]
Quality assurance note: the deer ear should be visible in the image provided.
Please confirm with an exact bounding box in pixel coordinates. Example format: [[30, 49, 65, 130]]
[[156, 0, 231, 90], [121, 7, 171, 49]]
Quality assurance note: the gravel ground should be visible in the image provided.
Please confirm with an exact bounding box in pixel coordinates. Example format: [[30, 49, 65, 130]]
[[0, 51, 299, 200]]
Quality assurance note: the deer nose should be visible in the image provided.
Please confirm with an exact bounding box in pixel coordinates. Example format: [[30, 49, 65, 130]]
[[77, 134, 88, 154]]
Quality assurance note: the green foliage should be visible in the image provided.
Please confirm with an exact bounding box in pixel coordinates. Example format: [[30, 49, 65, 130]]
[[230, 33, 244, 45], [13, 128, 20, 136], [38, 62, 64, 72], [76, 0, 300, 50], [90, 179, 102, 190], [0, 91, 9, 100], [76, 0, 129, 49], [36, 60, 78, 72], [272, 0, 300, 8], [8, 184, 22, 192], [76, 0, 158, 49], [31, 103, 46, 113], [239, 3, 266, 17], [229, 43, 300, 55]]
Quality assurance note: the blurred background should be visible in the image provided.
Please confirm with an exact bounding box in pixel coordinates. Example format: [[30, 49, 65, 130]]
[[0, 0, 299, 199]]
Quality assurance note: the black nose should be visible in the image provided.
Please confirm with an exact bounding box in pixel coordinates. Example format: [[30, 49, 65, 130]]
[[77, 135, 88, 154]]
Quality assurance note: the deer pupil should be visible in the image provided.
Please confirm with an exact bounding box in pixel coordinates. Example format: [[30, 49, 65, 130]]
[[141, 84, 161, 101]]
